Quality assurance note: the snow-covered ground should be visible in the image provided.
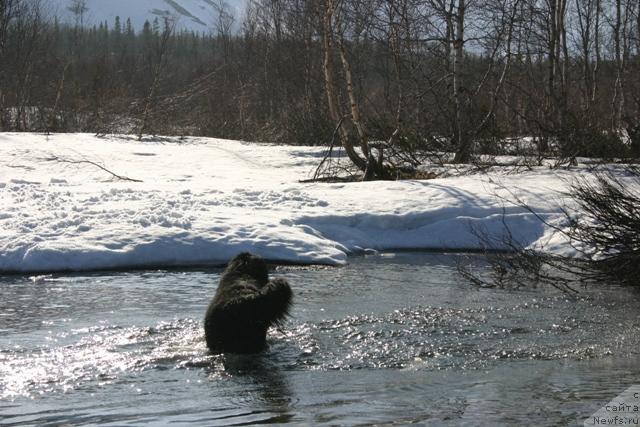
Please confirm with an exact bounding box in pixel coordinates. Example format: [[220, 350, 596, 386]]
[[0, 133, 587, 273]]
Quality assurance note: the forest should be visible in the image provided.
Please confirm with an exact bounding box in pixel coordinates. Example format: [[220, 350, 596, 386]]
[[1, 0, 639, 170]]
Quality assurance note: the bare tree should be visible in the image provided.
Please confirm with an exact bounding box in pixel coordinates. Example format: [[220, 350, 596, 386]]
[[320, 0, 368, 174], [138, 17, 176, 139], [67, 0, 87, 28], [320, 0, 392, 179], [211, 0, 235, 60], [0, 0, 20, 129]]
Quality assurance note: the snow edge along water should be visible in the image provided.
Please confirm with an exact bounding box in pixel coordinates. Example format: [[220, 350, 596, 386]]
[[0, 133, 583, 273]]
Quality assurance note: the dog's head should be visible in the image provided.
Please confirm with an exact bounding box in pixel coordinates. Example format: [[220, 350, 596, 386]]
[[225, 252, 269, 286]]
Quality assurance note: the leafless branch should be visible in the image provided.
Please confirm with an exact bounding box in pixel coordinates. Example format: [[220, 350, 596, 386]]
[[40, 155, 143, 182]]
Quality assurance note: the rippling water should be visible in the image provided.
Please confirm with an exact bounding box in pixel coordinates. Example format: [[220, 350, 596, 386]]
[[1, 252, 639, 426]]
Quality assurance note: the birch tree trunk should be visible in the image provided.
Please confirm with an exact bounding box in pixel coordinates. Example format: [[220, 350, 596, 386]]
[[320, 0, 384, 179], [320, 1, 367, 172], [452, 0, 469, 163]]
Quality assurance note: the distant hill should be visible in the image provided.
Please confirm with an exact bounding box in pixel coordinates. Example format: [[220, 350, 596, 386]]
[[47, 0, 245, 33]]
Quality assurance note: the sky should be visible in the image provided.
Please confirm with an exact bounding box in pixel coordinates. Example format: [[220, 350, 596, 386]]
[[47, 0, 247, 33]]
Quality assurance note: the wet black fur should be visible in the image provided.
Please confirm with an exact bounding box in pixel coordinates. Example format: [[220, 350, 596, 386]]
[[204, 252, 293, 353]]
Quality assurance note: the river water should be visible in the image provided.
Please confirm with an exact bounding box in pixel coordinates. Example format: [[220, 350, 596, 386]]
[[0, 252, 638, 426]]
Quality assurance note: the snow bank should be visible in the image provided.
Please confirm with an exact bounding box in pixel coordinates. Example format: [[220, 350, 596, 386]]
[[0, 133, 580, 273]]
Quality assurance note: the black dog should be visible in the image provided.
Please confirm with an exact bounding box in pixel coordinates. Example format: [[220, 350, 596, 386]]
[[204, 252, 292, 353]]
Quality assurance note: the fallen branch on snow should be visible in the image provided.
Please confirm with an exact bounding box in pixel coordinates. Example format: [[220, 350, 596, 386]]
[[40, 155, 143, 183]]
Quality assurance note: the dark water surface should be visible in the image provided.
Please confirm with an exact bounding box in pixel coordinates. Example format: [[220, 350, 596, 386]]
[[0, 253, 639, 426]]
